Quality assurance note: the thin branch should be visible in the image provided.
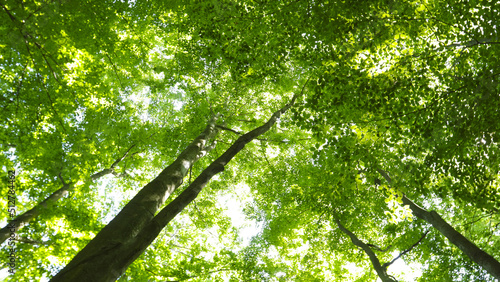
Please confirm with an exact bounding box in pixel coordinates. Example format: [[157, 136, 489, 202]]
[[0, 3, 17, 22], [37, 46, 62, 84], [316, 210, 328, 227], [15, 237, 47, 245], [367, 243, 392, 253], [144, 268, 160, 278], [383, 230, 430, 268], [58, 173, 67, 186], [15, 60, 28, 96], [111, 170, 130, 178], [216, 125, 240, 135], [205, 96, 215, 117], [39, 77, 68, 134], [459, 211, 496, 228], [104, 52, 124, 89], [216, 125, 306, 144], [111, 143, 137, 168], [236, 119, 257, 123]]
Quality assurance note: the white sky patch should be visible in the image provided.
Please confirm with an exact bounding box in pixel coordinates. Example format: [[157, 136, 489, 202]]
[[163, 83, 186, 111], [344, 262, 365, 278], [153, 72, 165, 80], [149, 44, 173, 61], [387, 254, 423, 281], [289, 241, 309, 256], [0, 269, 8, 280], [72, 106, 86, 125], [172, 100, 183, 111], [265, 146, 280, 159], [125, 88, 155, 122], [94, 175, 139, 225], [217, 183, 261, 247]]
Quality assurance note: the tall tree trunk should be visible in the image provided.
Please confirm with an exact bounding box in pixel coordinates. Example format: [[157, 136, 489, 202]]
[[0, 145, 134, 245], [50, 119, 219, 281], [376, 169, 500, 280], [402, 196, 500, 280], [50, 82, 308, 282], [335, 218, 397, 282]]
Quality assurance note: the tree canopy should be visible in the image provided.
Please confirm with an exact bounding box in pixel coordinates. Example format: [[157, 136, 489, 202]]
[[1, 0, 499, 281]]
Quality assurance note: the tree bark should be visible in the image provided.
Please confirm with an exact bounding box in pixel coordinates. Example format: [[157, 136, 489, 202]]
[[0, 182, 72, 245], [376, 169, 500, 280], [50, 82, 308, 282], [0, 150, 131, 245], [335, 218, 397, 282], [50, 119, 219, 281], [402, 196, 500, 280]]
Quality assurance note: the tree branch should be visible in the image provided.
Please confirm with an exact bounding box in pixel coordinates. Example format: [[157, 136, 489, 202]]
[[367, 243, 392, 253], [104, 52, 124, 89], [58, 173, 67, 186], [334, 217, 397, 282], [111, 143, 137, 168], [217, 125, 308, 144], [376, 168, 500, 279], [382, 230, 429, 268]]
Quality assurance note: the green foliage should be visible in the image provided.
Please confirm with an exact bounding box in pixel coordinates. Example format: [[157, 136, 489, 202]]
[[0, 0, 499, 281]]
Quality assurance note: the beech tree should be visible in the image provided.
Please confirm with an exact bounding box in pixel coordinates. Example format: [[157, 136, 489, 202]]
[[1, 0, 499, 281], [0, 145, 132, 245]]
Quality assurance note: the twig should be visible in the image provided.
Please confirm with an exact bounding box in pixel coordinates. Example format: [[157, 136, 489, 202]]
[[104, 52, 124, 89]]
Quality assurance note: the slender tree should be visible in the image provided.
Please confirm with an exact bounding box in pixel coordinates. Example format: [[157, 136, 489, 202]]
[[0, 145, 134, 244], [377, 168, 500, 280]]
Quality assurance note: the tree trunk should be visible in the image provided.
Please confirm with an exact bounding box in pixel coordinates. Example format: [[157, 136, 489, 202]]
[[50, 83, 307, 282], [402, 196, 500, 280], [376, 169, 500, 280]]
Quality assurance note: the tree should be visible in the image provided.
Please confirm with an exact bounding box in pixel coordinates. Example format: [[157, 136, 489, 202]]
[[1, 0, 499, 281], [51, 81, 308, 281], [0, 147, 131, 245], [377, 168, 500, 279]]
